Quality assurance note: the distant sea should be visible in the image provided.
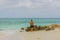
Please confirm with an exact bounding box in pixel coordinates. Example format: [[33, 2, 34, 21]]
[[0, 18, 60, 31]]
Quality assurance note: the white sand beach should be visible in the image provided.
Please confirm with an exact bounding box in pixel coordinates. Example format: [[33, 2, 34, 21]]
[[0, 28, 60, 40]]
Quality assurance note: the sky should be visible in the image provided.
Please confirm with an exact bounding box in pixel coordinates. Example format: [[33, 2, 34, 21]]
[[0, 0, 60, 18]]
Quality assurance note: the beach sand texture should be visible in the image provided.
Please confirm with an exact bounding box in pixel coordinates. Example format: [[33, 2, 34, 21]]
[[0, 28, 60, 40]]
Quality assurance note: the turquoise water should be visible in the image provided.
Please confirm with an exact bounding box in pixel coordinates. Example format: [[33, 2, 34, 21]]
[[0, 18, 60, 30]]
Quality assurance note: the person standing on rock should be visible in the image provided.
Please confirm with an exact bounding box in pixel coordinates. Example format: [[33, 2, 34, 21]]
[[29, 19, 34, 28]]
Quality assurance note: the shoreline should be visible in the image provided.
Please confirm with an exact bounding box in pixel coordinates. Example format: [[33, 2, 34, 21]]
[[0, 24, 60, 40], [0, 28, 60, 40]]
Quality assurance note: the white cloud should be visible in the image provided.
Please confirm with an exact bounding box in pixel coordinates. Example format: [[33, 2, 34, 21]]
[[15, 0, 32, 8], [0, 0, 60, 8], [0, 0, 7, 5], [16, 0, 51, 8]]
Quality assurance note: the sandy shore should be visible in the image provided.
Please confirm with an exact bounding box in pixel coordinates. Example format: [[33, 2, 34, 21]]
[[0, 28, 60, 40]]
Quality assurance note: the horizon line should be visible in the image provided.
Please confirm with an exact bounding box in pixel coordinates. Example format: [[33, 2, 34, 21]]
[[0, 18, 59, 19]]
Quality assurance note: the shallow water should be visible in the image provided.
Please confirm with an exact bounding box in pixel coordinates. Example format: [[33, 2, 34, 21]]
[[0, 18, 60, 31]]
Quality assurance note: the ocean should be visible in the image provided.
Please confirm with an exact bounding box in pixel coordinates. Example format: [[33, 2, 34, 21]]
[[0, 18, 60, 31]]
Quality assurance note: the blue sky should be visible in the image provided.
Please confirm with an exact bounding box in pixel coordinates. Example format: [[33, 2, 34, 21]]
[[0, 0, 60, 18]]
